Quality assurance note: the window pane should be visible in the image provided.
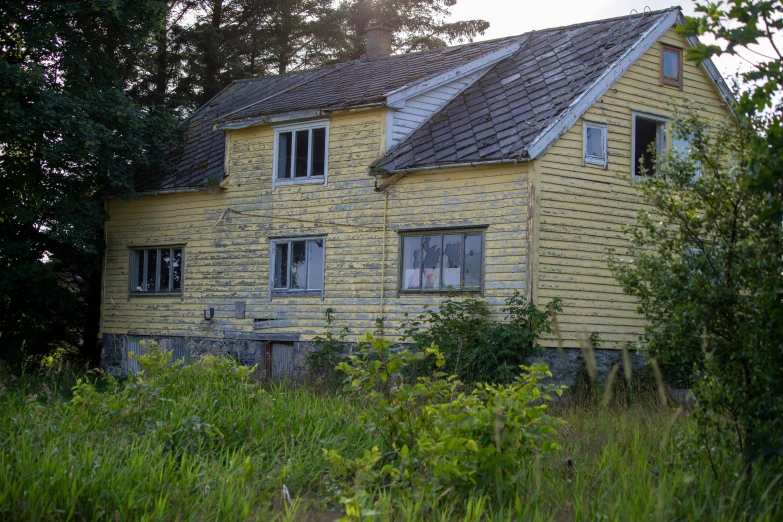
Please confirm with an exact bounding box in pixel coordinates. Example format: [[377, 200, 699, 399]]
[[464, 235, 482, 289], [274, 243, 289, 288], [132, 250, 145, 292], [172, 249, 182, 291], [422, 235, 442, 289], [277, 132, 292, 179], [311, 127, 326, 177], [307, 239, 324, 290], [294, 129, 309, 177], [585, 126, 604, 158], [146, 249, 158, 291], [663, 50, 679, 79], [442, 234, 463, 289], [160, 249, 171, 292], [401, 236, 421, 289], [291, 241, 308, 289]]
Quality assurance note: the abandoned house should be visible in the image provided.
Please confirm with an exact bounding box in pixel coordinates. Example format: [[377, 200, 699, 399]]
[[99, 7, 734, 382]]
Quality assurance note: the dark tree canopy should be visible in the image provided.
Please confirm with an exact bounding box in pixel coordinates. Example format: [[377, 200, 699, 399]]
[[0, 1, 178, 368]]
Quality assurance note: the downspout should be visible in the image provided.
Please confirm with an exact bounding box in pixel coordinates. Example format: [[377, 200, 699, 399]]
[[379, 190, 389, 329]]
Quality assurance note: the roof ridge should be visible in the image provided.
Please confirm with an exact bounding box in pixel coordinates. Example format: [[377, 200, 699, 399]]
[[213, 62, 352, 125]]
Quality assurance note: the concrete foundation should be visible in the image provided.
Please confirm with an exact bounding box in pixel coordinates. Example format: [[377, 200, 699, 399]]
[[101, 333, 645, 387]]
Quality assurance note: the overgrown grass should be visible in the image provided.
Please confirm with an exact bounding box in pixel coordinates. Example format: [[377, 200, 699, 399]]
[[0, 354, 780, 521]]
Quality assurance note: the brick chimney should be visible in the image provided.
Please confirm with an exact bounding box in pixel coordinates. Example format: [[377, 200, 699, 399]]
[[365, 25, 392, 60]]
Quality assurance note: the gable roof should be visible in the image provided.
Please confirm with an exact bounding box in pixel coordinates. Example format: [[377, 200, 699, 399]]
[[141, 6, 730, 193], [374, 8, 679, 172]]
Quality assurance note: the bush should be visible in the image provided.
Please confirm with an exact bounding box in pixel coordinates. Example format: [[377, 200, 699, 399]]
[[401, 292, 562, 383], [325, 332, 564, 513], [608, 113, 783, 467], [307, 308, 350, 391]]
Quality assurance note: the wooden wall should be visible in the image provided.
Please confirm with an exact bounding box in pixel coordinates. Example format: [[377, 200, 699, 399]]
[[533, 27, 733, 349], [101, 108, 530, 342]]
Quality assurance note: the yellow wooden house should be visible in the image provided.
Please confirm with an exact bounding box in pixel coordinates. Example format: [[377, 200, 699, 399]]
[[100, 7, 734, 379]]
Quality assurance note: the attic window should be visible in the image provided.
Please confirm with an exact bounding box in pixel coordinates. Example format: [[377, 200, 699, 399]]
[[583, 121, 607, 168], [661, 44, 683, 89], [633, 113, 667, 178], [274, 121, 329, 186]]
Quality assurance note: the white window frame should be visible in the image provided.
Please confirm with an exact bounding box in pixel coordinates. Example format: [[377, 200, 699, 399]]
[[128, 246, 185, 297], [582, 120, 608, 168], [272, 120, 329, 188], [631, 111, 668, 179], [269, 236, 326, 297]]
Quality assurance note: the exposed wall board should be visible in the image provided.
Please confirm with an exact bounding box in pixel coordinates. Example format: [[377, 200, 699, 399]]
[[102, 109, 530, 343], [388, 68, 489, 150], [534, 28, 734, 349]]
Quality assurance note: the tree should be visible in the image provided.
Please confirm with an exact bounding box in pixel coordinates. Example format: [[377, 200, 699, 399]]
[[0, 1, 178, 369], [680, 0, 783, 221], [607, 113, 783, 466]]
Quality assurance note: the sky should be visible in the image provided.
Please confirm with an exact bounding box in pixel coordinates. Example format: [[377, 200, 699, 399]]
[[447, 0, 782, 82]]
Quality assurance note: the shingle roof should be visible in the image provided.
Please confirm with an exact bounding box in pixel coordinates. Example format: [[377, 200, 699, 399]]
[[374, 10, 667, 171], [140, 7, 680, 191], [137, 69, 333, 192]]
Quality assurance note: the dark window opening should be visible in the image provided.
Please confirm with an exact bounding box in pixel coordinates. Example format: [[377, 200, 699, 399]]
[[634, 116, 666, 177]]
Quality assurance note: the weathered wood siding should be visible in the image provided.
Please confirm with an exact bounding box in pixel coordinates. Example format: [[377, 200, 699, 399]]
[[101, 109, 530, 342], [388, 67, 489, 148], [533, 28, 733, 348]]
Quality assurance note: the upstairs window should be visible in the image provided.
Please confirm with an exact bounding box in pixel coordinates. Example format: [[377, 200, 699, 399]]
[[633, 113, 667, 178], [130, 247, 183, 294], [673, 133, 702, 181], [661, 44, 683, 89], [271, 237, 325, 295], [274, 121, 328, 185], [583, 121, 608, 168], [399, 230, 484, 292]]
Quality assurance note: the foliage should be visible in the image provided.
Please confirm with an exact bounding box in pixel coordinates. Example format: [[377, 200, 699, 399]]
[[326, 332, 565, 511], [607, 113, 783, 467], [1, 353, 782, 520], [132, 0, 489, 112], [307, 308, 350, 390], [0, 1, 179, 370], [401, 292, 563, 383], [680, 0, 783, 222]]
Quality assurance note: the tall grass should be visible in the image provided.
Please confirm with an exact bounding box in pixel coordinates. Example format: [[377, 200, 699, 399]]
[[0, 353, 780, 521]]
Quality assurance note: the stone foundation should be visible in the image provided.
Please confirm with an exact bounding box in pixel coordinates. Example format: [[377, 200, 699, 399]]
[[101, 333, 645, 387]]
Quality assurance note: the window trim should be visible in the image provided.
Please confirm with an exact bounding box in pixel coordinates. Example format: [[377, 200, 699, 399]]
[[127, 245, 185, 298], [272, 120, 329, 188], [396, 229, 486, 295], [269, 236, 326, 298], [631, 111, 669, 179], [582, 120, 608, 168], [660, 44, 683, 89]]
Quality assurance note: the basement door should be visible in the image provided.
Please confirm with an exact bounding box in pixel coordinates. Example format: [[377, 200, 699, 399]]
[[268, 342, 294, 379]]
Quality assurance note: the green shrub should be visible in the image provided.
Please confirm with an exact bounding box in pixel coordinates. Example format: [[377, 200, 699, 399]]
[[401, 292, 562, 383], [307, 308, 350, 391], [325, 332, 565, 513]]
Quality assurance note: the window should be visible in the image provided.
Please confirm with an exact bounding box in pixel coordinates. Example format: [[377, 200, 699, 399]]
[[274, 121, 328, 185], [632, 113, 667, 177], [399, 231, 483, 292], [583, 121, 608, 168], [130, 247, 183, 294], [673, 133, 702, 181], [271, 237, 325, 294], [660, 44, 683, 89]]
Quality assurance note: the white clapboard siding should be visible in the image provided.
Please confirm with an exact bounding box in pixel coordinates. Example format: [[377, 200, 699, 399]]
[[388, 67, 489, 149]]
